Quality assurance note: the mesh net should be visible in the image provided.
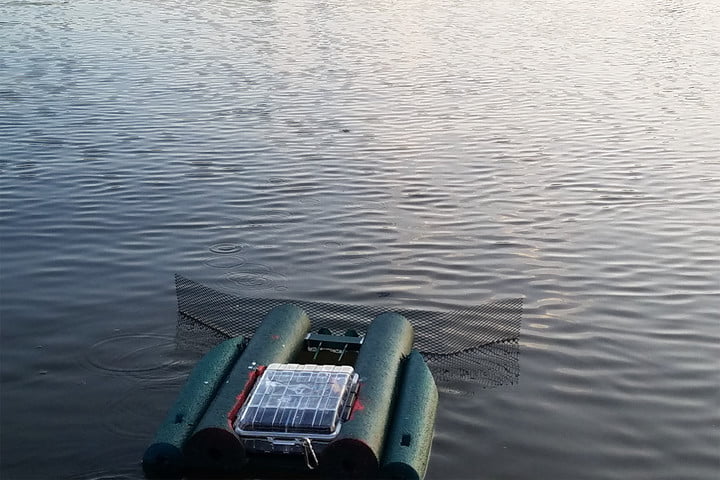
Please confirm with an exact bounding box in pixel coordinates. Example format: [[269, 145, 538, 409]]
[[175, 274, 522, 389]]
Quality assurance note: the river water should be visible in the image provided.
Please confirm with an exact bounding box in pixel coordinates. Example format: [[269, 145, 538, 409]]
[[1, 0, 719, 479]]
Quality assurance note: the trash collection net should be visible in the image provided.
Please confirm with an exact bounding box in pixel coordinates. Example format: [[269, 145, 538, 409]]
[[175, 274, 522, 388]]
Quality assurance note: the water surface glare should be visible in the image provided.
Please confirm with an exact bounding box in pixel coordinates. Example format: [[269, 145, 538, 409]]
[[1, 0, 719, 479]]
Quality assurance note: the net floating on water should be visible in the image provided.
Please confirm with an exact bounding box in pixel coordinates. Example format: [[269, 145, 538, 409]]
[[175, 274, 523, 389]]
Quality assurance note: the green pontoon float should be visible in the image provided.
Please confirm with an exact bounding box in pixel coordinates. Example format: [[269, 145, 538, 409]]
[[142, 304, 438, 479]]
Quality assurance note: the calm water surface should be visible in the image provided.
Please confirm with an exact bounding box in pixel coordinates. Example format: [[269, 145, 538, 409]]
[[1, 0, 719, 479]]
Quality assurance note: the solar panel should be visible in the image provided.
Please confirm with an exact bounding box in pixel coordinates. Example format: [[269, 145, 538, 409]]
[[234, 363, 359, 448]]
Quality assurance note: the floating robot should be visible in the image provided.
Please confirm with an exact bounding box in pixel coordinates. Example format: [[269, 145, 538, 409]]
[[143, 304, 437, 479]]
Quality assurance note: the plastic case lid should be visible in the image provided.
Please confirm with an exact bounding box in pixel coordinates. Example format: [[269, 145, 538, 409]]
[[234, 363, 358, 440]]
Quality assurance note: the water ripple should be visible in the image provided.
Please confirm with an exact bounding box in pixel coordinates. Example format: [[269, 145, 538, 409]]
[[1, 0, 719, 479]]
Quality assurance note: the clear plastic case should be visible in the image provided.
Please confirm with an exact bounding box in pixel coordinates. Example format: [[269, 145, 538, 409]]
[[234, 363, 359, 448]]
